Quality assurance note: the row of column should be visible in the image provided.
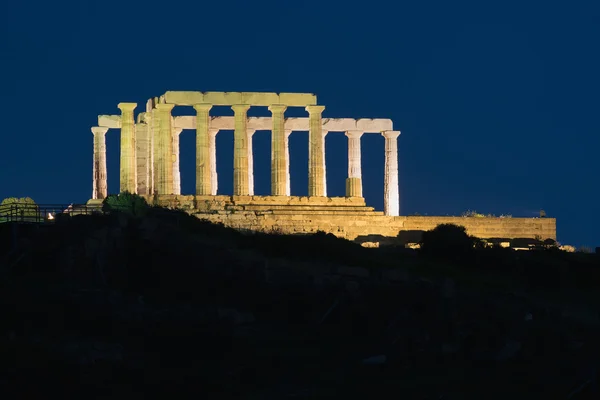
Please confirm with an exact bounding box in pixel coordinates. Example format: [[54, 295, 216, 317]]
[[91, 104, 401, 216]]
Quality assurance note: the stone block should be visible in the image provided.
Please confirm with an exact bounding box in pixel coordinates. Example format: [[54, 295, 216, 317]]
[[241, 92, 280, 106], [279, 93, 317, 106], [323, 118, 357, 131], [203, 92, 243, 105], [164, 91, 204, 105], [210, 116, 235, 130], [356, 118, 393, 132], [98, 115, 121, 128], [173, 116, 195, 130]]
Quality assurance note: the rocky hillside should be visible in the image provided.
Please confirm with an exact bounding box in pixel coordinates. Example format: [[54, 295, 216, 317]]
[[0, 208, 599, 399]]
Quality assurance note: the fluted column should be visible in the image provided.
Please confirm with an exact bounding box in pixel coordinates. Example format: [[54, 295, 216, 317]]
[[345, 130, 364, 197], [269, 105, 287, 196], [154, 103, 175, 195], [172, 128, 183, 195], [209, 128, 219, 195], [247, 129, 255, 195], [306, 105, 326, 196], [91, 127, 109, 199], [232, 105, 251, 195], [135, 122, 149, 195], [285, 129, 292, 196], [382, 130, 401, 216], [145, 99, 154, 196], [117, 102, 137, 193], [322, 130, 328, 197], [149, 102, 160, 195], [193, 104, 212, 195]]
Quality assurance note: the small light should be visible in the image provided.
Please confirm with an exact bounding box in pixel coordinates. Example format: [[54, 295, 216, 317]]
[[47, 212, 54, 220]]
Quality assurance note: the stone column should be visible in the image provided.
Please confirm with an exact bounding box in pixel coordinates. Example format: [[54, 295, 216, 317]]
[[135, 122, 149, 195], [149, 101, 160, 195], [117, 102, 137, 193], [322, 130, 328, 197], [172, 127, 183, 195], [247, 129, 255, 196], [306, 105, 326, 197], [154, 103, 175, 195], [269, 105, 287, 196], [345, 130, 364, 197], [193, 104, 212, 195], [232, 105, 251, 195], [209, 128, 219, 195], [91, 127, 109, 199], [285, 129, 292, 196], [382, 130, 401, 216]]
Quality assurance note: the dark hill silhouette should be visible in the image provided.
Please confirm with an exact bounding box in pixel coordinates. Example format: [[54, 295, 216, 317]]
[[0, 201, 599, 399]]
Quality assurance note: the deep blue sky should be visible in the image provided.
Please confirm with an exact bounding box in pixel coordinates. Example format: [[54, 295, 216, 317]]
[[1, 0, 598, 248]]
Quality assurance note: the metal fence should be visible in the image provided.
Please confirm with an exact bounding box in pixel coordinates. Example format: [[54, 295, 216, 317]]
[[0, 203, 104, 224]]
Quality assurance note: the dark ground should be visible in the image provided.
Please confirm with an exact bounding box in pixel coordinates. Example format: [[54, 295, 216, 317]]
[[0, 208, 599, 399]]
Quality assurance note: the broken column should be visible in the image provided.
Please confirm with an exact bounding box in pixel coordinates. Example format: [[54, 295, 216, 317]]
[[382, 130, 401, 216], [91, 126, 109, 199], [232, 105, 251, 195], [154, 103, 175, 195], [306, 105, 326, 197], [269, 105, 287, 196], [117, 102, 137, 193], [345, 130, 363, 197]]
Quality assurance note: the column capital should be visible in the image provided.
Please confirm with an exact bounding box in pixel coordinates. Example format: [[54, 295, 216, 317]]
[[193, 103, 213, 112], [117, 102, 137, 112], [305, 105, 325, 114], [345, 130, 364, 139], [91, 126, 109, 135], [209, 128, 220, 136], [173, 128, 183, 136], [231, 104, 251, 113], [268, 104, 287, 113], [247, 128, 256, 136], [156, 103, 175, 112], [284, 129, 292, 137], [382, 130, 401, 139]]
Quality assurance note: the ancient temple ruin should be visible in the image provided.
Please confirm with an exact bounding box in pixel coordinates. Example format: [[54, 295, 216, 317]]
[[89, 91, 556, 246]]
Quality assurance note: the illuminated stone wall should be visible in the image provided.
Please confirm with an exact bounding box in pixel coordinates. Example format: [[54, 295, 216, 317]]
[[143, 195, 557, 246]]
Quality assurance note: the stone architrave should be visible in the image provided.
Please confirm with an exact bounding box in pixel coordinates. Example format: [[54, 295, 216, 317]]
[[284, 129, 292, 196], [306, 105, 326, 196], [193, 104, 212, 195], [117, 102, 137, 193], [247, 129, 255, 196], [345, 130, 364, 197], [268, 105, 287, 196], [172, 127, 183, 195], [91, 127, 109, 199], [135, 123, 149, 195], [382, 130, 401, 216], [232, 105, 251, 195], [154, 103, 175, 195], [209, 128, 219, 195]]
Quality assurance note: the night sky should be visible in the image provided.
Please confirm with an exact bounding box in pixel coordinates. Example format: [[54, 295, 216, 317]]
[[1, 0, 598, 248]]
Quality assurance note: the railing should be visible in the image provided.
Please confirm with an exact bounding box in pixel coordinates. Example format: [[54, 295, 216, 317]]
[[0, 203, 104, 224]]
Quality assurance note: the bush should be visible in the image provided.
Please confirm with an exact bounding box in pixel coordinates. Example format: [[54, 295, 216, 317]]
[[420, 223, 480, 260], [102, 192, 149, 217], [0, 197, 39, 222]]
